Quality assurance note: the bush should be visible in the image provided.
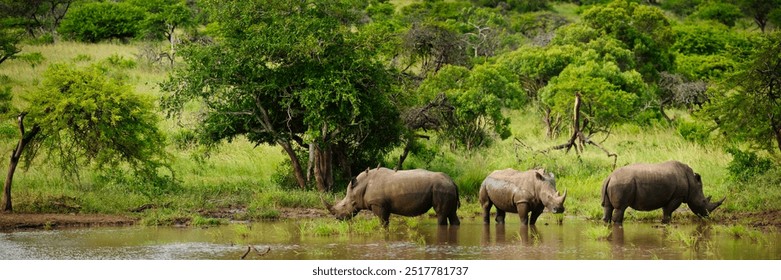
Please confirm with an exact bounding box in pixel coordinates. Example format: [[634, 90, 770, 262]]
[[58, 2, 145, 42], [676, 119, 710, 144], [662, 0, 702, 16], [692, 2, 743, 27], [726, 148, 774, 182]]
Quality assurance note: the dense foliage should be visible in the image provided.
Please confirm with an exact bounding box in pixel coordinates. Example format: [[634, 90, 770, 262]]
[[58, 1, 145, 42]]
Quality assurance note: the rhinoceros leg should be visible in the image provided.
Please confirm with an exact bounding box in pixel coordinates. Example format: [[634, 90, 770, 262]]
[[603, 204, 615, 223], [612, 207, 627, 225], [516, 203, 530, 225], [448, 211, 460, 226], [369, 204, 391, 227], [662, 198, 683, 224], [479, 186, 493, 224], [435, 199, 460, 226], [529, 205, 544, 225], [495, 209, 506, 224], [481, 199, 494, 224]]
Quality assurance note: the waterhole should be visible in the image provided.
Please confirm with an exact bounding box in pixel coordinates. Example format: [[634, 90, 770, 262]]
[[1, 216, 778, 260]]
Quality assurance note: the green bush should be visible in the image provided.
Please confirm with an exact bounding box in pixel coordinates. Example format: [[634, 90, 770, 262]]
[[726, 148, 774, 182], [661, 0, 702, 16], [58, 2, 145, 42], [692, 2, 743, 27], [676, 119, 710, 144]]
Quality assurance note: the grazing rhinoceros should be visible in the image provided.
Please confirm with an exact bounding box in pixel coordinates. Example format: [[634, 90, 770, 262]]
[[479, 169, 566, 225], [323, 167, 460, 227], [601, 160, 725, 224]]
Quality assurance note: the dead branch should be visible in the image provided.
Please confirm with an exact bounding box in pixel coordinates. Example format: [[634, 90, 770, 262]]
[[241, 246, 271, 259], [539, 93, 618, 169]]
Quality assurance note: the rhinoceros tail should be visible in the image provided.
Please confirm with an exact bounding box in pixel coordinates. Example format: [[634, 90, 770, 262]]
[[455, 183, 461, 209], [600, 176, 611, 207]]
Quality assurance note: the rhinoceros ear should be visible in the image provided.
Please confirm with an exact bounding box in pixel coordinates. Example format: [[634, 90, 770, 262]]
[[347, 177, 357, 191], [694, 173, 702, 182], [535, 172, 545, 181]]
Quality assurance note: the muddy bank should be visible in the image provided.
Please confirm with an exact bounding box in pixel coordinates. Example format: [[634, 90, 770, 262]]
[[2, 209, 779, 231], [0, 213, 137, 231]]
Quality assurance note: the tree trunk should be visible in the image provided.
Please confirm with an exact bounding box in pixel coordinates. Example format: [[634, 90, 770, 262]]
[[306, 143, 315, 182], [774, 123, 781, 153], [659, 98, 673, 122], [542, 106, 560, 138], [3, 114, 40, 212], [313, 144, 333, 192], [396, 139, 413, 171], [279, 140, 306, 189]]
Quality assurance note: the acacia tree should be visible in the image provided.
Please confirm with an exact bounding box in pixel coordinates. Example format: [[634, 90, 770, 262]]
[[2, 62, 170, 212], [161, 0, 402, 192], [0, 1, 24, 65], [130, 0, 196, 65], [0, 0, 75, 38], [737, 0, 781, 32], [700, 32, 781, 153]]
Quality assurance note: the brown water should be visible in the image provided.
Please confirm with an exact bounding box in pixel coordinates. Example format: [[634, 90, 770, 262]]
[[1, 216, 778, 260]]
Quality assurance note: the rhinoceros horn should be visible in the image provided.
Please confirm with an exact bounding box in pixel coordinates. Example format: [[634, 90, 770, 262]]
[[320, 194, 336, 215], [562, 188, 567, 200]]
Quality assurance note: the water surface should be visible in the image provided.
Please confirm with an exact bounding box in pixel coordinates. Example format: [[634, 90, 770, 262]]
[[1, 217, 778, 260]]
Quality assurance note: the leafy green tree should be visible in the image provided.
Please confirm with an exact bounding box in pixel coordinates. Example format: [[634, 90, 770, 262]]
[[0, 1, 24, 65], [161, 0, 402, 192], [130, 0, 195, 65], [580, 0, 675, 81], [692, 1, 743, 27], [694, 1, 743, 27], [0, 0, 75, 39], [540, 58, 645, 137], [672, 22, 759, 80], [58, 1, 145, 42], [495, 44, 579, 136], [414, 63, 523, 150], [471, 0, 549, 13], [699, 32, 781, 153], [401, 21, 469, 76], [661, 0, 703, 16], [2, 62, 170, 212], [770, 8, 781, 29], [737, 0, 781, 32]]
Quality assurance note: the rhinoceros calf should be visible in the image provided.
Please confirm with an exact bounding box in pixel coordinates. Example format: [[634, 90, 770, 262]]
[[479, 169, 566, 225], [324, 167, 460, 227], [601, 160, 725, 224]]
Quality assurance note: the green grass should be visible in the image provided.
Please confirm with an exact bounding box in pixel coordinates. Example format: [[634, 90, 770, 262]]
[[583, 224, 612, 240]]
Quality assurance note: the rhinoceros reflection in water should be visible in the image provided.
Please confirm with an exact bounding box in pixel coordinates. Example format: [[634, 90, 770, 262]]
[[601, 160, 725, 224], [323, 167, 460, 227]]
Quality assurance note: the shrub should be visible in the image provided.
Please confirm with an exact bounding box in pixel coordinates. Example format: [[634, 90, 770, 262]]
[[676, 119, 711, 144], [726, 148, 774, 182], [662, 0, 703, 16], [58, 2, 145, 42], [692, 2, 743, 27]]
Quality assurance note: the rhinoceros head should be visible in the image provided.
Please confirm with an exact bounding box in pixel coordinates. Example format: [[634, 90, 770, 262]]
[[538, 172, 566, 214], [324, 177, 361, 221], [687, 173, 726, 217]]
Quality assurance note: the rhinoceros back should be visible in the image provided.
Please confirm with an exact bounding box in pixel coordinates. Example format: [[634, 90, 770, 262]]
[[604, 161, 694, 211], [363, 168, 459, 217], [481, 169, 549, 211]]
